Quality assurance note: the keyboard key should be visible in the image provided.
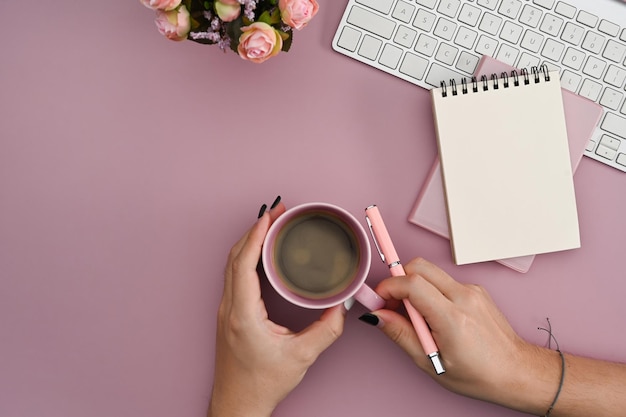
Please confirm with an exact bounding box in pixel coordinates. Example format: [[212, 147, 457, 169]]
[[582, 56, 606, 79], [456, 51, 481, 74], [542, 60, 560, 73], [540, 14, 564, 37], [336, 26, 362, 52], [602, 40, 626, 64], [479, 12, 503, 36], [394, 25, 418, 48], [555, 2, 576, 19], [519, 4, 542, 28], [415, 0, 437, 9], [348, 6, 396, 40], [500, 20, 524, 44], [541, 39, 565, 61], [425, 62, 466, 87], [621, 29, 626, 43], [600, 89, 624, 111], [517, 52, 540, 69], [532, 0, 555, 10], [598, 20, 620, 37], [415, 33, 438, 57], [475, 34, 498, 57], [458, 3, 481, 26], [562, 47, 585, 70], [596, 144, 617, 160], [560, 70, 582, 92], [358, 35, 382, 60], [392, 1, 416, 24], [561, 22, 585, 45], [435, 43, 459, 65], [413, 9, 436, 32], [617, 153, 626, 167], [477, 0, 498, 11], [579, 78, 603, 101], [399, 52, 428, 79], [604, 65, 626, 89], [455, 26, 478, 49], [521, 30, 544, 54], [498, 0, 522, 19], [496, 43, 520, 66], [576, 11, 598, 28], [434, 18, 457, 41], [437, 0, 461, 19], [600, 134, 621, 151], [379, 43, 403, 69], [355, 0, 394, 15], [602, 113, 626, 139], [581, 32, 606, 55]]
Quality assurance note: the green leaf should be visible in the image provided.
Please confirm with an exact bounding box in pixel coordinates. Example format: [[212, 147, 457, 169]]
[[258, 8, 281, 25], [280, 30, 292, 52], [224, 16, 245, 53]]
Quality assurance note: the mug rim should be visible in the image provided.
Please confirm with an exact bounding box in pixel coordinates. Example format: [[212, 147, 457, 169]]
[[261, 202, 372, 309]]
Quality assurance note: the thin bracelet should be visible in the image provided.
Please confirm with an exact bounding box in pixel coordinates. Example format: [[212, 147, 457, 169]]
[[543, 349, 566, 417]]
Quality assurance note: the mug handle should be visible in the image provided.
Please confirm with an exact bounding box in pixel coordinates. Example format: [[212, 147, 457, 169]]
[[353, 284, 385, 311]]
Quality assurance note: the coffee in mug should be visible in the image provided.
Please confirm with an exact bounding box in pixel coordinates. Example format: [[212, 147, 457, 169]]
[[272, 210, 360, 299], [262, 202, 384, 310]]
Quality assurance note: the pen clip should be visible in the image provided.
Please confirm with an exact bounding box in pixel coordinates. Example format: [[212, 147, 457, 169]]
[[365, 215, 385, 264]]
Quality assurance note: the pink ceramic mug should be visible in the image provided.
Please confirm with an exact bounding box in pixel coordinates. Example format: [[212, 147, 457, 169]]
[[262, 202, 385, 310]]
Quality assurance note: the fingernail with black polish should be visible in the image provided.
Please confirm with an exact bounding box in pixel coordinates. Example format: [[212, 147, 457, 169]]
[[359, 313, 381, 327], [270, 195, 282, 209], [258, 204, 267, 218]]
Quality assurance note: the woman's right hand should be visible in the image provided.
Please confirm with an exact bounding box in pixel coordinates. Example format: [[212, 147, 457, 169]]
[[366, 258, 561, 415]]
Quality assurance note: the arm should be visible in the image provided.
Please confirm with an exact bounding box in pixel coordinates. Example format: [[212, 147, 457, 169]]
[[364, 257, 626, 417], [208, 200, 346, 417]]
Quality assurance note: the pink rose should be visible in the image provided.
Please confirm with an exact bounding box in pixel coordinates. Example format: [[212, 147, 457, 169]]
[[214, 0, 241, 22], [278, 0, 319, 30], [155, 5, 190, 42], [140, 0, 182, 11], [237, 22, 283, 64]]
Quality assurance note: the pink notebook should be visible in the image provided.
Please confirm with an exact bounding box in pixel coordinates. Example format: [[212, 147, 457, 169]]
[[409, 56, 603, 273]]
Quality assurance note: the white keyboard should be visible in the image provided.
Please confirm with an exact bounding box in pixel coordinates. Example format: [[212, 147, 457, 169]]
[[332, 0, 626, 173]]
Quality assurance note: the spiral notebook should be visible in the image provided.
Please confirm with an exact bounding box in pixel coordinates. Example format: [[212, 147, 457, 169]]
[[431, 65, 580, 265]]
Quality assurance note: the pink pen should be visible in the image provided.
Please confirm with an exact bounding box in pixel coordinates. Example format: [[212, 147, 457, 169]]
[[365, 205, 445, 375]]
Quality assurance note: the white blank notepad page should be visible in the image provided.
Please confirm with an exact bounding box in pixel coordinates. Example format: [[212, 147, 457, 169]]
[[432, 72, 580, 265]]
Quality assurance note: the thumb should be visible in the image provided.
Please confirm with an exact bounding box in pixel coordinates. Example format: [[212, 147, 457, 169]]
[[359, 309, 430, 370], [293, 305, 346, 363]]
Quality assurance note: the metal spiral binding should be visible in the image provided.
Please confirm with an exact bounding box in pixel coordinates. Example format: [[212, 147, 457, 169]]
[[491, 73, 499, 90], [521, 68, 530, 84], [440, 80, 448, 97], [481, 74, 489, 91], [501, 71, 509, 88], [450, 79, 458, 96], [439, 64, 551, 97]]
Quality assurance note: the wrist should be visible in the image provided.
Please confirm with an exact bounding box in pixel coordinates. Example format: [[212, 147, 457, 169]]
[[208, 383, 276, 417], [494, 343, 562, 415]]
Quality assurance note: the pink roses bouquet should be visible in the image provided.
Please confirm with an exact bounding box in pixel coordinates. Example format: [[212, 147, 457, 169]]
[[140, 0, 319, 63]]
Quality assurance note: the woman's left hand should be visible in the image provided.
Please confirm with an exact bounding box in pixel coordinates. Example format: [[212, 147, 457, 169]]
[[208, 200, 347, 417]]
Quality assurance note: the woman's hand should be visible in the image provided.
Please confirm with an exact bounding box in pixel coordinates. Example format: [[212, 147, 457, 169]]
[[209, 200, 347, 417], [366, 258, 561, 415]]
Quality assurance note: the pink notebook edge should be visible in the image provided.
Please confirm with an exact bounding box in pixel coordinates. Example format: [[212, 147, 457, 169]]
[[408, 56, 603, 273]]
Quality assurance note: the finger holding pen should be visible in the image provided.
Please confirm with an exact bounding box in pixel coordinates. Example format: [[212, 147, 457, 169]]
[[364, 205, 445, 375]]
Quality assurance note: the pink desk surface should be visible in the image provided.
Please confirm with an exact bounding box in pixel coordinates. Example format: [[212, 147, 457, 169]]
[[1, 2, 624, 417]]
